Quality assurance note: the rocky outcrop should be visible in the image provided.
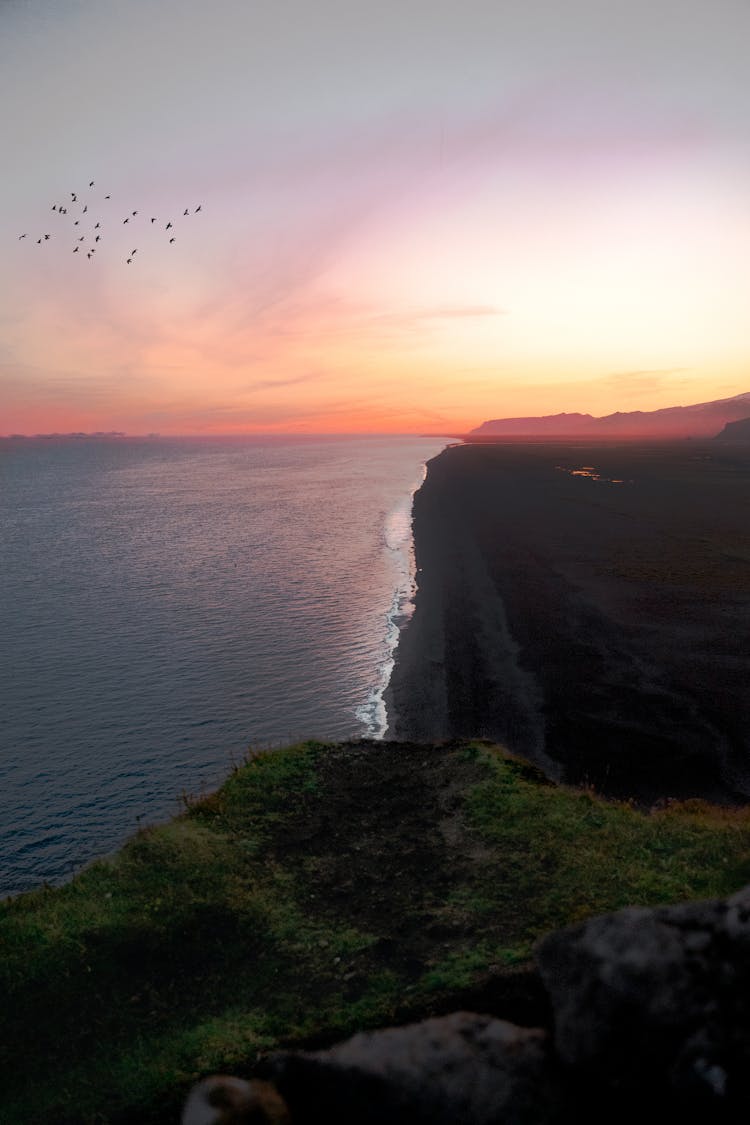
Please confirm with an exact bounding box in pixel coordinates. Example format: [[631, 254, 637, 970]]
[[183, 884, 750, 1124], [714, 417, 750, 441]]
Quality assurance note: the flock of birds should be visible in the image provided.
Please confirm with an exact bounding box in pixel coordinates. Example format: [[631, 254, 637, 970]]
[[17, 181, 202, 263]]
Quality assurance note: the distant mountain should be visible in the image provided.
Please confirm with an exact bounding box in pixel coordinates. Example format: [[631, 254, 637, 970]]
[[714, 416, 750, 442], [470, 392, 750, 439]]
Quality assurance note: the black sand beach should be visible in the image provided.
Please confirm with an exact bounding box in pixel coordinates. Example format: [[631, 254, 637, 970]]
[[386, 441, 750, 804]]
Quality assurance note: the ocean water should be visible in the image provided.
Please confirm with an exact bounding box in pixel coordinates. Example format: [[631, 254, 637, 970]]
[[0, 434, 446, 898]]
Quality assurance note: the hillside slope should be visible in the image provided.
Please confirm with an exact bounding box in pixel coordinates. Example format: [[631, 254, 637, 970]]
[[2, 739, 750, 1123]]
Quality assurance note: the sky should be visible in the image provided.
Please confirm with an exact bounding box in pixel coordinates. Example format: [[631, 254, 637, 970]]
[[2, 0, 750, 435]]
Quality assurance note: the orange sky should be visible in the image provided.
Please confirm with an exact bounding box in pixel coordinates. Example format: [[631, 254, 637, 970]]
[[2, 0, 750, 434]]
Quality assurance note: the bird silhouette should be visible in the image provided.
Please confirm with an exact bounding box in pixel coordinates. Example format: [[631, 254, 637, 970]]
[[52, 205, 57, 211], [18, 233, 27, 239], [105, 194, 110, 199], [166, 222, 172, 230], [132, 211, 138, 216], [123, 217, 129, 224], [94, 222, 100, 229], [73, 246, 79, 253], [126, 257, 132, 264], [71, 193, 77, 201], [74, 221, 79, 226], [44, 234, 50, 240], [82, 205, 88, 214], [195, 205, 202, 212], [95, 235, 101, 242], [89, 180, 94, 187], [87, 252, 92, 259], [169, 237, 176, 243], [36, 238, 42, 244], [131, 249, 137, 255], [150, 217, 156, 223], [183, 208, 189, 216], [78, 236, 85, 242]]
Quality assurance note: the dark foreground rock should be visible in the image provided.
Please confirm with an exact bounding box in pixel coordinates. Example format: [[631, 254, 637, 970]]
[[537, 882, 750, 1117], [262, 1013, 560, 1125], [183, 883, 750, 1124]]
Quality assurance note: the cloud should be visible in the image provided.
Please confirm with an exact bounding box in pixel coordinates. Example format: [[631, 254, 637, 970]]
[[372, 304, 506, 329], [242, 371, 323, 393], [598, 368, 691, 397]]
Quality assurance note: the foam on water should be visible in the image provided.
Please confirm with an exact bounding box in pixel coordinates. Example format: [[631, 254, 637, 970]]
[[355, 460, 431, 739]]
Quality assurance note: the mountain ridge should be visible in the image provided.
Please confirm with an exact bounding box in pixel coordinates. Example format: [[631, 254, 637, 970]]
[[471, 391, 750, 438]]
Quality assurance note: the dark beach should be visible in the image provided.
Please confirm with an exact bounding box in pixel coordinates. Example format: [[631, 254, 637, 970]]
[[386, 441, 750, 804]]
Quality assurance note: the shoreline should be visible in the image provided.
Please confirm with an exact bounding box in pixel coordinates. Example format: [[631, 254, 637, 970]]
[[385, 440, 750, 805]]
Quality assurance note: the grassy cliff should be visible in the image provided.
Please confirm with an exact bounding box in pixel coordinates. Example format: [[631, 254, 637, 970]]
[[3, 739, 750, 1123]]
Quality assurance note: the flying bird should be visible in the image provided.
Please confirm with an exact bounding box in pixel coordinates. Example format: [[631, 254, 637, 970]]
[[183, 208, 189, 216], [150, 217, 156, 223], [44, 234, 50, 240], [169, 237, 175, 243], [89, 180, 94, 187], [95, 235, 101, 242], [132, 211, 138, 216], [166, 222, 172, 230], [87, 252, 92, 259], [82, 205, 87, 213], [18, 233, 27, 239], [131, 249, 137, 255], [73, 246, 79, 253], [195, 205, 202, 212], [123, 217, 129, 223], [71, 193, 77, 201], [52, 205, 57, 211], [36, 238, 42, 244], [126, 257, 132, 264], [78, 236, 85, 242], [74, 220, 79, 226], [105, 194, 110, 199]]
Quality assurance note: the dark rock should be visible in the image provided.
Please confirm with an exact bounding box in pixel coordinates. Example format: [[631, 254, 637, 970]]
[[536, 884, 750, 1118], [261, 1011, 563, 1125]]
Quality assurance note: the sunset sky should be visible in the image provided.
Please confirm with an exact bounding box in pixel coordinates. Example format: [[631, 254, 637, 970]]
[[2, 0, 749, 435]]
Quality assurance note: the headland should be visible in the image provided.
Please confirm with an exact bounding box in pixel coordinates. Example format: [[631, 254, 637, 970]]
[[386, 440, 750, 804]]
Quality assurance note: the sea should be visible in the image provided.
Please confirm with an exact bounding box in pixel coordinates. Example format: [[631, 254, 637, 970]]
[[0, 434, 448, 898]]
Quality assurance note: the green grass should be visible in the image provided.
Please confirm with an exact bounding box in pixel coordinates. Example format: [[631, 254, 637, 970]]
[[2, 738, 749, 1123]]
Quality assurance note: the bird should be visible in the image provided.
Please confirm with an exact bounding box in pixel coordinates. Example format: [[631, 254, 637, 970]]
[[71, 192, 77, 201], [78, 236, 85, 242], [150, 217, 156, 223], [89, 180, 94, 187], [181, 1077, 291, 1125], [184, 208, 189, 216], [82, 205, 88, 213], [166, 222, 172, 230], [105, 194, 110, 199], [94, 223, 100, 229], [123, 217, 129, 224], [95, 235, 101, 242], [131, 210, 138, 216], [73, 246, 79, 253], [130, 249, 137, 255], [18, 233, 27, 239], [87, 252, 92, 259], [52, 204, 57, 211], [169, 237, 175, 243], [74, 220, 79, 225], [44, 234, 50, 240], [36, 238, 42, 244], [195, 205, 202, 212], [126, 257, 132, 264]]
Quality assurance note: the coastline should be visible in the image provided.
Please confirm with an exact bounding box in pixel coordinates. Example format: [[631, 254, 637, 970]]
[[385, 441, 750, 804]]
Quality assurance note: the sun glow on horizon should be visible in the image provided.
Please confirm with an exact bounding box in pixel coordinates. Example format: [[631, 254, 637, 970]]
[[2, 0, 750, 436]]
